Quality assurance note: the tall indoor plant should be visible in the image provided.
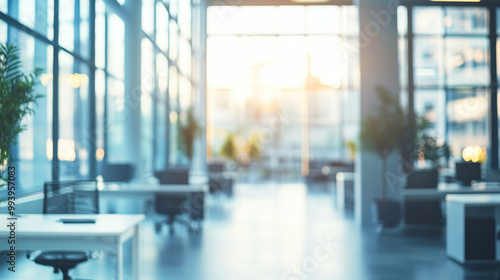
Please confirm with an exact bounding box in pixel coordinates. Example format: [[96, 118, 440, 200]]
[[0, 43, 42, 185], [359, 86, 406, 229]]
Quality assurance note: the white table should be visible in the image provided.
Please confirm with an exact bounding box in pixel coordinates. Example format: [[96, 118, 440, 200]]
[[403, 182, 500, 199], [0, 214, 144, 280], [98, 183, 208, 226], [402, 182, 500, 227], [98, 182, 208, 213], [446, 194, 500, 264], [98, 182, 208, 196]]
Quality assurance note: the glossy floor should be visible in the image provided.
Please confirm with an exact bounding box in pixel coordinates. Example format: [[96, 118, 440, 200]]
[[1, 182, 500, 279]]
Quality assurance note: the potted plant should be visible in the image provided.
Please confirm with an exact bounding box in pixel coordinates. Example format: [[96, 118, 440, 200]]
[[412, 132, 450, 186], [404, 114, 450, 189], [0, 43, 42, 186], [178, 107, 201, 164], [246, 133, 262, 162], [214, 132, 240, 196], [219, 132, 238, 163], [359, 86, 406, 230]]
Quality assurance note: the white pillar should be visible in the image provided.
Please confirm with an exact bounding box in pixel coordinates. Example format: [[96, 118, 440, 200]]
[[124, 0, 142, 177], [355, 0, 400, 226], [192, 0, 208, 179]]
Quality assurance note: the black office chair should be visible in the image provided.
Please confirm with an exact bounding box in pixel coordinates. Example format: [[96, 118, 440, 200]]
[[30, 181, 99, 280], [154, 167, 192, 233], [102, 163, 134, 182], [208, 162, 233, 198], [404, 170, 442, 225]]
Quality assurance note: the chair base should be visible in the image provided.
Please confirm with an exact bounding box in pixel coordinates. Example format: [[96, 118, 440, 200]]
[[34, 251, 88, 280], [155, 215, 203, 234]]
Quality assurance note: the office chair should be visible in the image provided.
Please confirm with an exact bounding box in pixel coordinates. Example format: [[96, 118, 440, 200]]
[[208, 162, 233, 198], [102, 163, 134, 182], [30, 181, 99, 280], [154, 167, 192, 233], [404, 169, 442, 225]]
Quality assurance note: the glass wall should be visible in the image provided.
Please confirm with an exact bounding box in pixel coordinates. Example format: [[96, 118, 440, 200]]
[[0, 0, 197, 196], [95, 1, 126, 171], [409, 6, 490, 164], [1, 0, 95, 192], [11, 28, 53, 193], [141, 0, 194, 172], [206, 6, 359, 179]]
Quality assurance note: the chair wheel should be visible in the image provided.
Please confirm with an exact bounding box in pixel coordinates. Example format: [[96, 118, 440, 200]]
[[155, 223, 162, 233]]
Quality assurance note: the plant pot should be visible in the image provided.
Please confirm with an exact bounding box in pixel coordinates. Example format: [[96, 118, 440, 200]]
[[372, 199, 401, 228]]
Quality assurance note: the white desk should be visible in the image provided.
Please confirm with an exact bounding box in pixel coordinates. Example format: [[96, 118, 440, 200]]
[[403, 182, 500, 199], [446, 194, 500, 264], [98, 183, 208, 223], [98, 183, 208, 197], [403, 182, 500, 227], [0, 214, 144, 280]]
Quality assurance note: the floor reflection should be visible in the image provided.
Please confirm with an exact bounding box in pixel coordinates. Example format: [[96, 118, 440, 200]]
[[1, 182, 500, 279]]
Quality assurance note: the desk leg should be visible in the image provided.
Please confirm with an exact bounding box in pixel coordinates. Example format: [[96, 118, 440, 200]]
[[132, 224, 141, 280], [116, 239, 123, 280]]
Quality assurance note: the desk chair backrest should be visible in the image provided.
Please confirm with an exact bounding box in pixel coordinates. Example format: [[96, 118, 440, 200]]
[[155, 168, 189, 184], [102, 164, 134, 182], [154, 168, 191, 231], [43, 181, 99, 214], [208, 163, 225, 173]]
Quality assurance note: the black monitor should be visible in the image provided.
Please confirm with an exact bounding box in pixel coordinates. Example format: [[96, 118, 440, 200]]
[[455, 162, 481, 186]]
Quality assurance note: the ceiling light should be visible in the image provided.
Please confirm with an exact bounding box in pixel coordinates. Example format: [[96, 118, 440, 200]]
[[291, 0, 330, 3], [431, 0, 480, 2]]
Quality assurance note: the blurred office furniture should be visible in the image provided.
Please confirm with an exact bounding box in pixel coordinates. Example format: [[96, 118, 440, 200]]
[[1, 214, 144, 280], [484, 169, 500, 182], [154, 167, 203, 233], [403, 182, 500, 198], [102, 164, 135, 182], [407, 169, 439, 189], [455, 162, 482, 186], [98, 182, 208, 217], [29, 181, 98, 280], [305, 161, 354, 188], [208, 162, 233, 198], [447, 194, 499, 264], [403, 182, 500, 227], [404, 169, 442, 226], [102, 164, 135, 214], [336, 172, 354, 212]]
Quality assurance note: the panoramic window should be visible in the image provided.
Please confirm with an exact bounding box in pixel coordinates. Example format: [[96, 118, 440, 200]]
[[207, 5, 360, 179], [410, 7, 489, 162]]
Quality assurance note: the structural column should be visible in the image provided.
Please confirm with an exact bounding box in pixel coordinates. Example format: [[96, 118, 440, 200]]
[[354, 0, 400, 226], [192, 0, 208, 178], [123, 0, 142, 176]]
